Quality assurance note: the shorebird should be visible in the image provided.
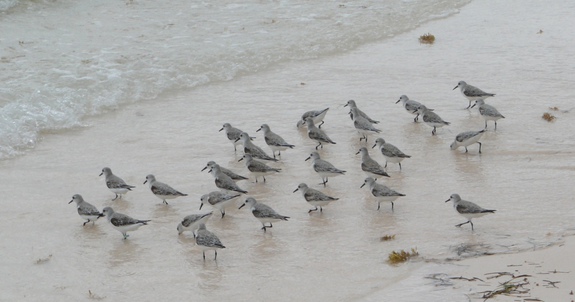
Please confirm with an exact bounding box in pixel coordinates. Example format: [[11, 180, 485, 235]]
[[373, 137, 411, 170], [445, 194, 495, 231], [239, 197, 289, 232], [472, 99, 505, 130], [256, 124, 295, 158], [195, 223, 225, 261], [293, 183, 339, 213], [102, 207, 150, 239], [99, 167, 135, 200], [360, 177, 405, 211], [453, 81, 495, 109], [450, 130, 486, 153], [68, 194, 104, 226], [144, 174, 187, 205], [305, 152, 346, 186], [238, 154, 281, 183]]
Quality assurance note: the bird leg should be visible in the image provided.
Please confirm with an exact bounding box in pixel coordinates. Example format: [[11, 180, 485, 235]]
[[318, 121, 324, 128], [163, 200, 169, 205], [391, 201, 394, 212], [478, 142, 482, 153], [308, 207, 318, 213], [456, 221, 471, 228]]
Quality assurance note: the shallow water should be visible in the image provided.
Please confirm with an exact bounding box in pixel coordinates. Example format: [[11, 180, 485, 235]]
[[1, 0, 575, 301]]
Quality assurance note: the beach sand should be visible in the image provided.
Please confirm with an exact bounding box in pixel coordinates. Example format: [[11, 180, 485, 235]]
[[1, 0, 574, 301]]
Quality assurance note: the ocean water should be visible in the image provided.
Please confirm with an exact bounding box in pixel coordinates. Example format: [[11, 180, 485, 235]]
[[1, 0, 575, 301], [0, 0, 468, 159]]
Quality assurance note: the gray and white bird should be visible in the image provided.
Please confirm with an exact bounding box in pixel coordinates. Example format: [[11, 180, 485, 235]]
[[472, 99, 505, 130], [68, 194, 104, 226], [450, 130, 486, 153], [305, 152, 346, 186], [99, 167, 136, 200], [219, 123, 248, 152], [396, 95, 429, 122], [293, 183, 339, 213], [356, 147, 389, 178], [445, 194, 495, 231], [414, 105, 450, 135], [360, 177, 405, 211], [349, 107, 381, 142], [235, 132, 278, 162], [195, 223, 225, 261], [238, 154, 281, 183], [144, 174, 187, 205], [344, 100, 379, 123], [102, 207, 150, 239], [177, 212, 213, 236], [200, 191, 241, 218], [453, 81, 496, 109], [296, 107, 329, 128], [207, 164, 248, 194], [201, 161, 248, 181], [305, 118, 336, 150], [256, 124, 295, 158], [372, 138, 411, 170], [239, 197, 289, 232]]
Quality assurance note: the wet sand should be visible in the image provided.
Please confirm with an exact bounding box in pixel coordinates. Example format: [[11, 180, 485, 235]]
[[1, 0, 574, 301]]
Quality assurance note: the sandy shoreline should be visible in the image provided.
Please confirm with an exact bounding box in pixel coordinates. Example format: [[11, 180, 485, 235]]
[[1, 0, 574, 301], [439, 234, 575, 301]]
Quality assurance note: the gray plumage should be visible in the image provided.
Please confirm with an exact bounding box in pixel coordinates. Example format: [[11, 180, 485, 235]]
[[345, 100, 379, 123], [473, 99, 505, 130], [450, 130, 486, 153], [415, 105, 450, 135], [239, 154, 281, 183], [144, 174, 187, 205], [305, 152, 346, 186], [201, 161, 248, 181], [200, 191, 241, 218], [396, 95, 429, 122], [239, 197, 289, 232], [360, 177, 405, 211], [68, 194, 104, 226], [177, 212, 213, 236], [296, 107, 329, 128], [293, 183, 339, 213], [349, 107, 381, 142], [453, 81, 496, 109], [445, 194, 495, 231], [372, 137, 411, 170], [207, 164, 248, 194], [256, 124, 295, 158], [195, 223, 225, 260], [99, 167, 136, 200], [305, 118, 336, 150], [102, 207, 150, 239], [356, 147, 389, 178], [236, 132, 278, 162], [219, 123, 244, 151]]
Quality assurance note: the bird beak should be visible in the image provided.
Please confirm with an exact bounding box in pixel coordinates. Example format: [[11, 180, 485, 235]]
[[395, 99, 401, 104], [305, 157, 310, 161], [199, 203, 204, 210], [452, 85, 458, 90], [143, 180, 147, 184], [343, 103, 348, 107], [293, 188, 298, 193], [238, 203, 245, 210], [208, 168, 213, 173], [360, 183, 365, 188], [470, 101, 477, 109], [355, 150, 360, 155], [201, 166, 207, 172], [372, 143, 377, 149], [445, 198, 450, 203], [68, 199, 73, 204], [219, 127, 224, 132], [238, 157, 243, 162], [234, 137, 240, 143], [99, 172, 103, 176], [256, 127, 261, 132]]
